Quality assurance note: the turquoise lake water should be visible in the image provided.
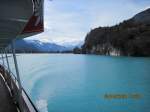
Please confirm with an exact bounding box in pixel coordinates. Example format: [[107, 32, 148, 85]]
[[13, 54, 150, 112]]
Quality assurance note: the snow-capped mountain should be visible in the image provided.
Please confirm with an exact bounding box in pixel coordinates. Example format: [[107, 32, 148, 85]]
[[14, 39, 69, 53]]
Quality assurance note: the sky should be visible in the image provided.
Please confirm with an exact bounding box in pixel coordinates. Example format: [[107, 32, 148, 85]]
[[26, 0, 150, 45]]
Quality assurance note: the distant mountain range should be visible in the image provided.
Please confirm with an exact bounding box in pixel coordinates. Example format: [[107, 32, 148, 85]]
[[13, 39, 82, 53], [81, 8, 150, 57]]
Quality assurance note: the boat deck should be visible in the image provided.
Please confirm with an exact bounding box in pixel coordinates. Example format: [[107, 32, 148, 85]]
[[0, 74, 18, 112]]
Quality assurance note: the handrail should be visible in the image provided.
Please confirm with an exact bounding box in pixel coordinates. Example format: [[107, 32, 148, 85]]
[[0, 62, 18, 82], [22, 88, 38, 112], [0, 63, 39, 112]]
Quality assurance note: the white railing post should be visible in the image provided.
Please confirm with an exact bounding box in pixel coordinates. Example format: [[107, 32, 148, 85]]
[[11, 40, 24, 111]]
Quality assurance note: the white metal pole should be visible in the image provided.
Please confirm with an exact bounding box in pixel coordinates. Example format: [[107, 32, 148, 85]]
[[11, 40, 22, 91]]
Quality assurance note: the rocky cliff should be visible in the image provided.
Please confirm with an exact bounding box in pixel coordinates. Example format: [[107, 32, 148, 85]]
[[82, 8, 150, 56]]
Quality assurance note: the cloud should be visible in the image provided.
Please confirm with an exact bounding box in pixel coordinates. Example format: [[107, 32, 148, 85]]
[[27, 0, 150, 43]]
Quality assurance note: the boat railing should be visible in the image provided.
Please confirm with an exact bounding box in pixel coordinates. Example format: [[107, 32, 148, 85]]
[[0, 63, 39, 112]]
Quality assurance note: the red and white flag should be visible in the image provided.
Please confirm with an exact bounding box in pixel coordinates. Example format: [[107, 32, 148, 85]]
[[21, 0, 44, 34]]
